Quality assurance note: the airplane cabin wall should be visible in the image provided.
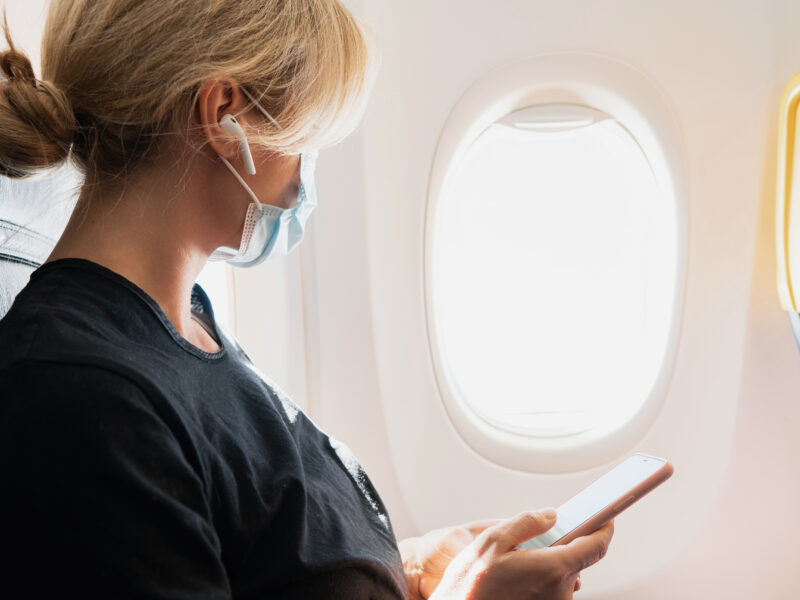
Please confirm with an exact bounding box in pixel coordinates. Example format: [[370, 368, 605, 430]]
[[308, 0, 800, 598]]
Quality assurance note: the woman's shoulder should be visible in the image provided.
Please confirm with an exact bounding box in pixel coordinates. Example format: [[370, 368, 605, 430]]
[[0, 358, 208, 485], [0, 360, 162, 476], [0, 259, 190, 370], [0, 359, 157, 424]]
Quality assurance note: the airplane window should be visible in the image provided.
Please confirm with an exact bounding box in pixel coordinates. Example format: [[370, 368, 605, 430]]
[[196, 261, 234, 335], [430, 103, 678, 438]]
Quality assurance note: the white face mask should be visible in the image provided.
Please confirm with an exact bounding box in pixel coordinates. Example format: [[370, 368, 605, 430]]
[[209, 87, 319, 268], [209, 149, 318, 267]]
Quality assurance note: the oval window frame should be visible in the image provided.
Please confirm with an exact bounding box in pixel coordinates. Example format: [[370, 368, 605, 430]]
[[424, 52, 689, 473]]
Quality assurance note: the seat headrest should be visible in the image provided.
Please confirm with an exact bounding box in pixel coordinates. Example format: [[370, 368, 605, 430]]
[[0, 164, 80, 318]]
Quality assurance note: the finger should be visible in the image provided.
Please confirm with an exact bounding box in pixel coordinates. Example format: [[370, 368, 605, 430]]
[[427, 518, 504, 542], [478, 508, 558, 553], [459, 519, 505, 537], [574, 573, 581, 591], [555, 520, 615, 573]]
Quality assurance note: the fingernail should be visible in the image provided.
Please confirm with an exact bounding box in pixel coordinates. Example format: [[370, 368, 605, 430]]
[[542, 507, 557, 519]]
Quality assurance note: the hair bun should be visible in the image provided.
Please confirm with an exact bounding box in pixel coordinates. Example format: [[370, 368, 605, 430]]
[[1, 47, 35, 82], [0, 28, 75, 179]]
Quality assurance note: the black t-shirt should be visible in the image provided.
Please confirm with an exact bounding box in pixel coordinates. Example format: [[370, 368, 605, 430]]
[[0, 258, 408, 599]]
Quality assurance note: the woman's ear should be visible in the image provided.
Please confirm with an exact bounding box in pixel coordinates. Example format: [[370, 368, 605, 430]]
[[196, 78, 252, 161]]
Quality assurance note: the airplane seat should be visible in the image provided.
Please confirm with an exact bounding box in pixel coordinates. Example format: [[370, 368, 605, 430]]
[[0, 251, 42, 320], [0, 215, 54, 320], [0, 171, 76, 319]]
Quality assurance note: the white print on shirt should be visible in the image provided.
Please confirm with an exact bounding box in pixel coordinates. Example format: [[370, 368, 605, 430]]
[[240, 359, 304, 425], [229, 336, 390, 530], [329, 437, 390, 530]]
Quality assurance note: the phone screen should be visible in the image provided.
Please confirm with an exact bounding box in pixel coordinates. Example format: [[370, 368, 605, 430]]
[[519, 454, 666, 549]]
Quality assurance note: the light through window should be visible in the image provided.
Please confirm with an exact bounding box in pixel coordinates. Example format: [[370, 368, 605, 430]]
[[430, 104, 678, 438]]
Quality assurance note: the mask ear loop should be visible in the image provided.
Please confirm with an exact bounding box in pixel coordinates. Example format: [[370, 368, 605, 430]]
[[219, 156, 260, 204], [241, 87, 283, 130], [217, 156, 263, 259]]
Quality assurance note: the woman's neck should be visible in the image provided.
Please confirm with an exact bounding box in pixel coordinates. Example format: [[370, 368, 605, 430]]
[[46, 165, 228, 352]]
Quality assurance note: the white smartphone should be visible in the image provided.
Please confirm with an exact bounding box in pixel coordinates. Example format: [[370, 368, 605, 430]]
[[519, 453, 674, 550]]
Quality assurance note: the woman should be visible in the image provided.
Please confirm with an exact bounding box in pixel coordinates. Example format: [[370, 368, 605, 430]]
[[0, 1, 613, 598]]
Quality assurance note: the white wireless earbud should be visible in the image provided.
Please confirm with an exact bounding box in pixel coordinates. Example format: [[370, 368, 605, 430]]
[[220, 114, 256, 175]]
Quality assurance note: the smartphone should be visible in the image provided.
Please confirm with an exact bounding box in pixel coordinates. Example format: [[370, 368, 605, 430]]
[[518, 453, 674, 550]]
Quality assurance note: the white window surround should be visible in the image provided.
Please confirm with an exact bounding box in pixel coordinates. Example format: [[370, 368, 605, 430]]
[[423, 52, 689, 473], [196, 261, 236, 336]]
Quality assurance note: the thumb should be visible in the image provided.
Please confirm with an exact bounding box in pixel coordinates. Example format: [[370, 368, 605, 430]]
[[485, 508, 558, 553]]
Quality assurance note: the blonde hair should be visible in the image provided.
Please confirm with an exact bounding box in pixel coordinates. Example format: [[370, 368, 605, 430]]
[[0, 0, 380, 180]]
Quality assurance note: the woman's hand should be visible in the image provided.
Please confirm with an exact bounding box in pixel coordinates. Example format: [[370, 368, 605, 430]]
[[425, 509, 614, 600], [400, 518, 503, 600], [401, 510, 593, 599]]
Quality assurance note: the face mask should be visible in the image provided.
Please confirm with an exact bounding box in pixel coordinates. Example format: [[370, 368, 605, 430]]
[[209, 87, 318, 268], [209, 149, 318, 267]]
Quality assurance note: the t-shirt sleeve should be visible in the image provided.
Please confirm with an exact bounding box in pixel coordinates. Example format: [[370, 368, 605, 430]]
[[0, 361, 232, 599]]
